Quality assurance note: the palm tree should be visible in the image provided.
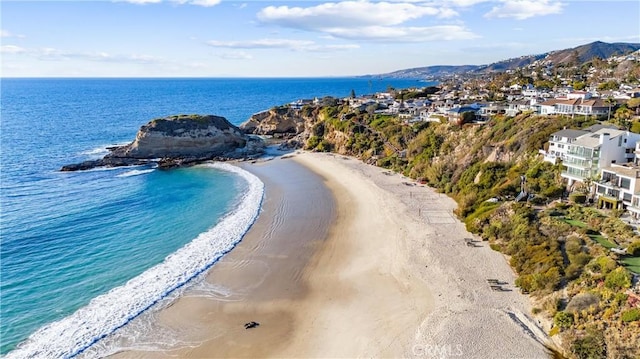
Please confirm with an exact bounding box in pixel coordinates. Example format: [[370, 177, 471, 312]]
[[605, 97, 617, 122]]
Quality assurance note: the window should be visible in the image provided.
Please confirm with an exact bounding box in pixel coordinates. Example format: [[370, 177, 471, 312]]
[[620, 177, 631, 189], [624, 192, 632, 202]]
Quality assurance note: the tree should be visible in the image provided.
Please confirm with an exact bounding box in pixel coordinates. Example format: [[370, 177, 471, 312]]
[[628, 97, 640, 116], [458, 111, 476, 126], [350, 89, 356, 99], [605, 97, 617, 122], [598, 81, 619, 91], [613, 106, 632, 130], [572, 81, 586, 90]]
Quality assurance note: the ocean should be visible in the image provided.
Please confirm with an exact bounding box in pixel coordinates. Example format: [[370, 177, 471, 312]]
[[0, 77, 426, 357]]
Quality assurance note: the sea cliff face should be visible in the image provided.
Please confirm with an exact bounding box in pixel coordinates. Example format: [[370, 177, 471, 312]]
[[240, 107, 307, 136], [240, 105, 327, 150], [61, 114, 263, 171]]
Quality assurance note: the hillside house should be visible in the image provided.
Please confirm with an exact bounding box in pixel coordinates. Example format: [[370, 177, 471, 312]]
[[447, 105, 480, 124], [537, 98, 611, 117], [540, 128, 589, 164], [561, 129, 640, 186], [595, 163, 640, 210]]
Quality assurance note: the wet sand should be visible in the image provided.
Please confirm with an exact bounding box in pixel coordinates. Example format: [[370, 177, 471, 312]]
[[110, 152, 552, 359]]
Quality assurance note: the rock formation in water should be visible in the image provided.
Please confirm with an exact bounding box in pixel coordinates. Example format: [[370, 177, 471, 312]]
[[61, 114, 264, 171]]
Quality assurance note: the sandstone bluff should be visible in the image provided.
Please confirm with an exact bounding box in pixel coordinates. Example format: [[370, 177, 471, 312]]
[[61, 114, 264, 171]]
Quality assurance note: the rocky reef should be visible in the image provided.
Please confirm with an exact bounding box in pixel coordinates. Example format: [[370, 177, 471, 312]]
[[61, 114, 264, 171]]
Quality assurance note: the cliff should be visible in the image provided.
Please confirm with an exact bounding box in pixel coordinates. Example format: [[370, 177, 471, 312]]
[[61, 114, 263, 171]]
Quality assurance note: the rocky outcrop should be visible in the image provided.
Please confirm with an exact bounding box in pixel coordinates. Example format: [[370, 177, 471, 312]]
[[61, 114, 264, 171], [240, 107, 310, 136], [239, 106, 327, 151]]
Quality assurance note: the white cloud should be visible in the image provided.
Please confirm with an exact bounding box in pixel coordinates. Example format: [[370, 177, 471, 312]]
[[208, 38, 315, 49], [119, 0, 162, 4], [328, 25, 479, 42], [3, 45, 165, 64], [207, 38, 361, 52], [485, 0, 564, 20], [217, 51, 253, 60], [117, 0, 220, 6], [1, 29, 26, 38], [0, 45, 27, 54], [447, 0, 491, 7], [255, 1, 476, 42], [257, 1, 454, 30], [173, 0, 221, 7]]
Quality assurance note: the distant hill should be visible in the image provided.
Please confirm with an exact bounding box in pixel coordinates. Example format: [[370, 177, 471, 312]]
[[368, 65, 481, 79], [545, 41, 640, 64], [476, 53, 547, 72], [369, 41, 640, 79]]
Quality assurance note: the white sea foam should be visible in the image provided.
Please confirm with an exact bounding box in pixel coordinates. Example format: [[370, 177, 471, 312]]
[[5, 163, 264, 359], [116, 169, 155, 178], [79, 143, 128, 158], [80, 147, 109, 157]]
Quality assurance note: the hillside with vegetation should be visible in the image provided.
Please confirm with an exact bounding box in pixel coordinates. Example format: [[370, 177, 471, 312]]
[[373, 41, 640, 79], [258, 101, 640, 358], [241, 43, 640, 357]]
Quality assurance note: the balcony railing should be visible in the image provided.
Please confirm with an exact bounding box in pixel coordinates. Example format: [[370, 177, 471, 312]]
[[566, 147, 594, 158], [563, 157, 593, 168]]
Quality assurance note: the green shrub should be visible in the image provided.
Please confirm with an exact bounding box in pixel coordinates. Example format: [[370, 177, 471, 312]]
[[627, 240, 640, 256], [620, 308, 640, 322], [489, 243, 502, 252], [570, 330, 606, 359], [604, 267, 632, 290], [316, 140, 333, 152], [306, 136, 320, 150], [569, 193, 587, 204], [554, 311, 574, 330], [591, 256, 617, 274], [532, 307, 542, 314]]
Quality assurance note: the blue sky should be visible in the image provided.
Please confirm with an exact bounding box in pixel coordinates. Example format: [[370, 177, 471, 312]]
[[1, 0, 639, 77]]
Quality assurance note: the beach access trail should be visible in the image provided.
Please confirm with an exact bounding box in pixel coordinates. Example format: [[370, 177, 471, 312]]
[[111, 152, 550, 359]]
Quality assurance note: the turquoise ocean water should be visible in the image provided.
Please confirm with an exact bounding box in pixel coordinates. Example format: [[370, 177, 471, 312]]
[[0, 78, 425, 357]]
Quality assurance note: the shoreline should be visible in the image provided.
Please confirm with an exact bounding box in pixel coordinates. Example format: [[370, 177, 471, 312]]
[[109, 151, 552, 358]]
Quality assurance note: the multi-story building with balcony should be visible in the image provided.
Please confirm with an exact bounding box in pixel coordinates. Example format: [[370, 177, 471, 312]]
[[540, 128, 589, 164], [537, 97, 612, 117], [561, 129, 640, 186], [542, 125, 623, 164], [595, 163, 640, 210]]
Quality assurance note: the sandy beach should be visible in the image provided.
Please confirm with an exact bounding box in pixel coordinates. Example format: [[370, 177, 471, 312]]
[[110, 151, 552, 359]]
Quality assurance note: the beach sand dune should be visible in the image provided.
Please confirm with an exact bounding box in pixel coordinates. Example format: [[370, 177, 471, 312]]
[[109, 152, 551, 359]]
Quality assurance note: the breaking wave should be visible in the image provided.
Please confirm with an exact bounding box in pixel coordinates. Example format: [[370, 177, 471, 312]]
[[6, 163, 264, 359]]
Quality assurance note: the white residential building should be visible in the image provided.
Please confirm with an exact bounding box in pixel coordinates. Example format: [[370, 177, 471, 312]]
[[595, 162, 640, 210], [561, 129, 640, 186], [540, 128, 589, 164]]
